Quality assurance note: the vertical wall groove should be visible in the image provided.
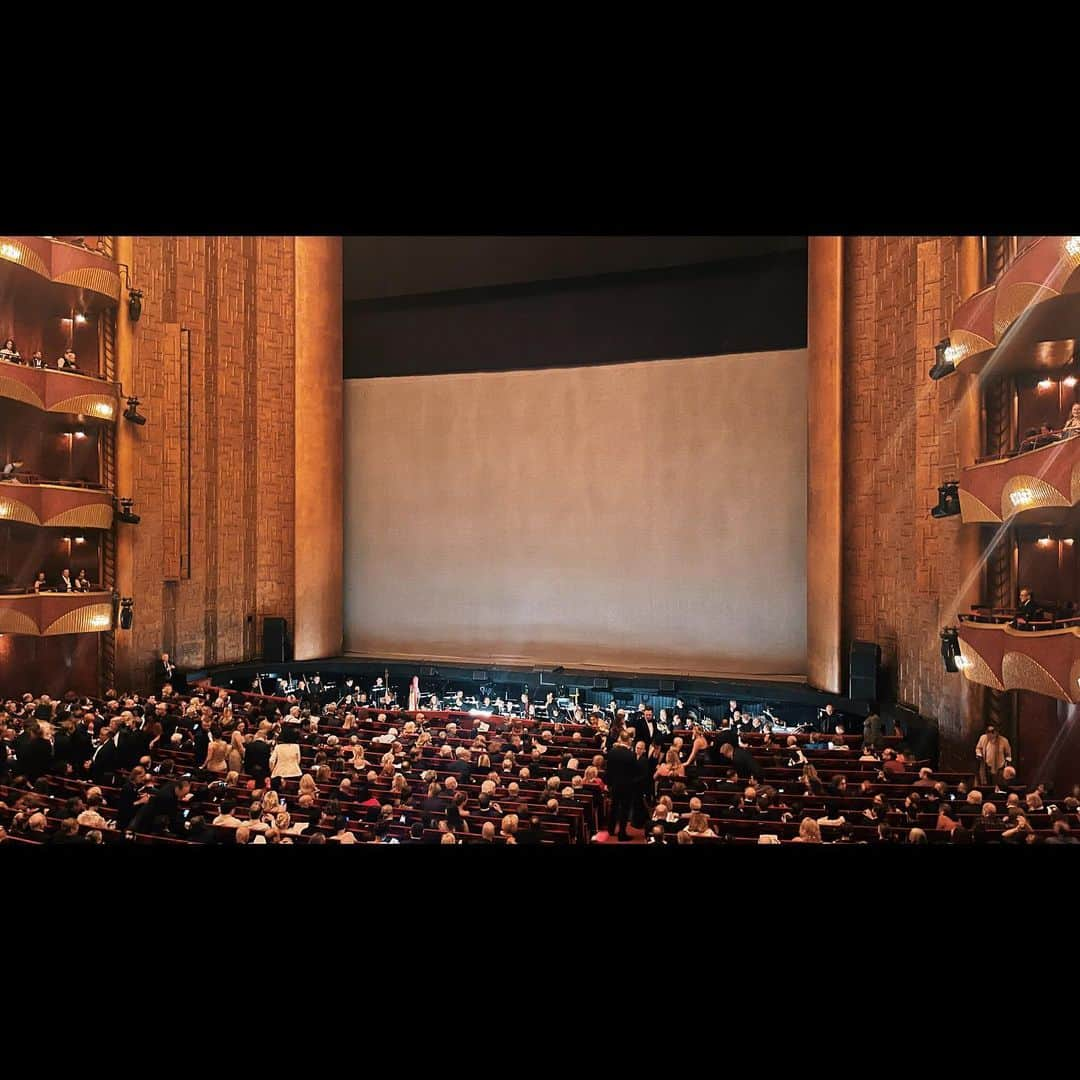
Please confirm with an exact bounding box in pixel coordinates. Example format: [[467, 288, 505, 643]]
[[203, 237, 219, 665]]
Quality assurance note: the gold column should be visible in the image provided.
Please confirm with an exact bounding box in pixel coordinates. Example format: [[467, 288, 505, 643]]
[[113, 235, 136, 689], [806, 236, 844, 693], [293, 237, 344, 660]]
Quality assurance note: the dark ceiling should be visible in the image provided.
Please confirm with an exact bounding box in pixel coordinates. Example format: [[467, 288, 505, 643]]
[[343, 236, 807, 303]]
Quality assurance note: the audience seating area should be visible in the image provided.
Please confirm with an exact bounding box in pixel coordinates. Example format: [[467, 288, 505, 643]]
[[2, 687, 1078, 847]]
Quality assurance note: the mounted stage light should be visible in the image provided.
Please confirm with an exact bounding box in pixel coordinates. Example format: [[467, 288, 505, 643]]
[[930, 339, 957, 381], [931, 481, 960, 518], [118, 597, 134, 630], [941, 627, 961, 673], [123, 396, 147, 425], [117, 498, 141, 525], [116, 263, 143, 323]]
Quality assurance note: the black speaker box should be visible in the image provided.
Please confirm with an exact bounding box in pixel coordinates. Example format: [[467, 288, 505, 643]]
[[848, 640, 880, 703], [262, 617, 288, 663]]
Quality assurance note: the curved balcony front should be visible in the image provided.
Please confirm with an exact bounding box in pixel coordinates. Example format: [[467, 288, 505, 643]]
[[0, 591, 114, 636], [0, 361, 118, 419], [0, 236, 121, 306], [947, 237, 1080, 375], [958, 433, 1080, 523], [0, 481, 113, 529], [957, 614, 1080, 703]]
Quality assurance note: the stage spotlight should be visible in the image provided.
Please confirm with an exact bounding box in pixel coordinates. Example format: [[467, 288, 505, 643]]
[[941, 627, 961, 673], [931, 481, 960, 518], [118, 498, 141, 525], [119, 597, 134, 630], [128, 289, 143, 323], [123, 396, 147, 425], [929, 339, 957, 381]]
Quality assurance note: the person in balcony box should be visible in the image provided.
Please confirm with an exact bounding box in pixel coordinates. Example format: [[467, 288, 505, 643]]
[[0, 338, 20, 362], [1013, 587, 1041, 629], [1063, 403, 1080, 437]]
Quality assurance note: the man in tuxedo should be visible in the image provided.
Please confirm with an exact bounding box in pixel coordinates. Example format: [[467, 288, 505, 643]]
[[629, 705, 658, 748], [192, 716, 213, 766], [158, 652, 183, 693], [90, 720, 124, 784], [603, 732, 638, 842], [711, 717, 740, 759], [632, 739, 655, 828], [12, 720, 53, 780], [1014, 588, 1041, 628], [58, 568, 75, 592], [129, 777, 192, 835], [716, 740, 762, 781], [245, 731, 271, 784]]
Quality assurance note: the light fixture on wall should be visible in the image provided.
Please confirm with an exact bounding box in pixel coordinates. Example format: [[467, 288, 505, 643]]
[[931, 481, 960, 518], [118, 597, 134, 630], [123, 396, 146, 425], [116, 263, 143, 323], [1065, 376, 1078, 388], [930, 339, 957, 380], [1038, 378, 1055, 391], [117, 498, 140, 525], [941, 627, 961, 673]]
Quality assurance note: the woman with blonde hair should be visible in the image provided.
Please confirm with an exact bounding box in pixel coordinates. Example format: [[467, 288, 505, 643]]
[[683, 725, 709, 770], [794, 816, 822, 843], [583, 764, 606, 791], [500, 813, 519, 844], [654, 747, 685, 782], [681, 811, 716, 838], [261, 790, 282, 818], [202, 729, 229, 776], [800, 763, 824, 795]]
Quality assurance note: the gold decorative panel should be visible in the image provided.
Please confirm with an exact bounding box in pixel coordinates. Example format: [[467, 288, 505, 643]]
[[1001, 651, 1070, 702], [995, 283, 1059, 342], [958, 488, 1001, 524], [44, 504, 113, 529], [0, 237, 49, 278], [958, 639, 1005, 691], [48, 393, 117, 419], [53, 266, 121, 302], [0, 494, 38, 524], [1070, 461, 1080, 506], [950, 327, 995, 365], [1068, 658, 1080, 704], [0, 374, 44, 409], [1000, 474, 1069, 521], [42, 602, 114, 636], [0, 607, 40, 635]]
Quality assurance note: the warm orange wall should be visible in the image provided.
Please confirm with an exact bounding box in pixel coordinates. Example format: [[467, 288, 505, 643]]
[[115, 237, 297, 689], [842, 236, 977, 764]]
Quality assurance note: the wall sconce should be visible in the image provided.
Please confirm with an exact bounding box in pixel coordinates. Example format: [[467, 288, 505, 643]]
[[116, 263, 143, 323], [1037, 536, 1054, 546], [123, 396, 147, 425], [930, 339, 956, 380], [1038, 378, 1055, 391], [117, 498, 140, 525], [1065, 376, 1078, 388], [74, 314, 88, 326]]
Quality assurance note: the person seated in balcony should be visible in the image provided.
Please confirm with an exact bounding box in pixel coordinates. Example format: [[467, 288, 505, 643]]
[[32, 571, 46, 593], [56, 349, 78, 371], [1063, 403, 1080, 437], [57, 568, 75, 592], [1, 459, 24, 481], [1014, 587, 1041, 628], [74, 570, 91, 593], [29, 350, 45, 368], [0, 339, 20, 362]]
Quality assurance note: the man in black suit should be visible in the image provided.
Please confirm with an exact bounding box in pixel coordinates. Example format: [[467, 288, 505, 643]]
[[629, 705, 658, 748], [192, 716, 213, 766], [1015, 588, 1041, 628], [116, 766, 151, 831], [631, 739, 655, 829], [245, 733, 271, 784], [711, 719, 740, 759], [129, 778, 191, 835], [716, 740, 761, 781], [158, 652, 183, 693], [12, 721, 53, 780], [604, 732, 638, 842]]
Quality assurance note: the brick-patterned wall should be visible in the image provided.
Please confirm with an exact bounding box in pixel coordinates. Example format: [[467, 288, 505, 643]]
[[123, 236, 295, 687], [843, 236, 972, 764]]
